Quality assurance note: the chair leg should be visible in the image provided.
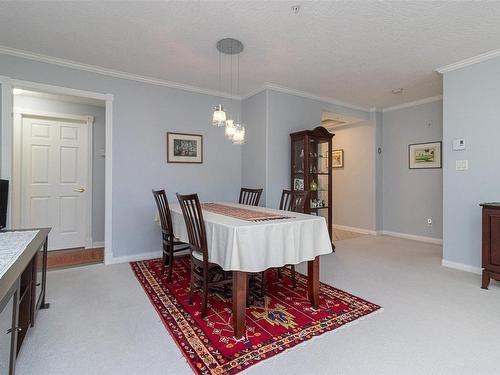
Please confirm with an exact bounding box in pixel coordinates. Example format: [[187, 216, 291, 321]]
[[260, 271, 266, 298], [201, 274, 209, 318], [290, 265, 296, 288], [167, 248, 174, 281], [188, 261, 195, 305], [161, 251, 167, 274]]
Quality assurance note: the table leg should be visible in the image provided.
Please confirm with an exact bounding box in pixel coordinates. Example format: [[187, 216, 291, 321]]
[[232, 271, 247, 339], [307, 256, 320, 308]]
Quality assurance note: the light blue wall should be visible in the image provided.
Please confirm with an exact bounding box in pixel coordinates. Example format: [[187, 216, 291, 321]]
[[443, 57, 500, 268], [13, 95, 106, 243], [382, 100, 443, 239], [266, 90, 370, 208], [241, 91, 267, 205], [0, 53, 241, 259]]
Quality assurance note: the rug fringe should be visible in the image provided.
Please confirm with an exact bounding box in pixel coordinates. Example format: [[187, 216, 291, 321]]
[[240, 307, 384, 373]]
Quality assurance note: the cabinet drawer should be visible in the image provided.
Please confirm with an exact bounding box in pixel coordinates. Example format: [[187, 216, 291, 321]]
[[489, 215, 500, 266]]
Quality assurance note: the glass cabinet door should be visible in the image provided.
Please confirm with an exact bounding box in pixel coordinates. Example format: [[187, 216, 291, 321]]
[[308, 138, 330, 224], [292, 139, 305, 191]]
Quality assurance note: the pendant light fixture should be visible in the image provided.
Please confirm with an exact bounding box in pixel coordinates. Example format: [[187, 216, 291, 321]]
[[212, 47, 226, 127], [213, 38, 245, 144]]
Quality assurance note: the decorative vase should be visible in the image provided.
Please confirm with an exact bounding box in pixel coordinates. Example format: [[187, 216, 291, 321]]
[[310, 179, 318, 192]]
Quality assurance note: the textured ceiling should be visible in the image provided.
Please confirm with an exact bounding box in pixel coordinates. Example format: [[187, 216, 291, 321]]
[[0, 1, 499, 109]]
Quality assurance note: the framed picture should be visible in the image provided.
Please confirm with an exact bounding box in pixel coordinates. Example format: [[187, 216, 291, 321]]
[[293, 178, 304, 191], [408, 141, 442, 169], [167, 132, 203, 163], [332, 149, 344, 168]]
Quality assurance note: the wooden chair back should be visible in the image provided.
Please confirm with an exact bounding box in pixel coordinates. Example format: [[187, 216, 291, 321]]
[[239, 188, 263, 206], [176, 193, 208, 263], [152, 189, 174, 239], [280, 190, 309, 213]]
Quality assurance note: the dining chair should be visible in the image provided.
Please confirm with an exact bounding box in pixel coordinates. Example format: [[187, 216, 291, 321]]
[[152, 190, 190, 280], [176, 193, 232, 318], [239, 187, 263, 206], [276, 189, 310, 287]]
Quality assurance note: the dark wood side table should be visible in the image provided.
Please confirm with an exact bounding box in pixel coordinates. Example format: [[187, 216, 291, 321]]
[[480, 203, 500, 289]]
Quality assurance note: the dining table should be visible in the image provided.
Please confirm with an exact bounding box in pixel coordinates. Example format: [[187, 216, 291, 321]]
[[169, 202, 333, 338]]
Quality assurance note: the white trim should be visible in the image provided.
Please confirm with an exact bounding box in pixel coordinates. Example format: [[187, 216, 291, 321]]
[[13, 107, 92, 122], [436, 48, 500, 74], [0, 75, 114, 264], [11, 109, 94, 249], [0, 45, 239, 100], [1, 82, 13, 228], [441, 259, 482, 275], [106, 250, 162, 265], [379, 230, 443, 245], [382, 95, 443, 113], [244, 83, 371, 113], [85, 115, 94, 248], [104, 97, 113, 264], [333, 224, 377, 235]]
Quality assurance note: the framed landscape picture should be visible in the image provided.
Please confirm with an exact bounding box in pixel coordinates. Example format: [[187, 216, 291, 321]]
[[332, 149, 344, 168], [167, 132, 203, 163], [408, 141, 441, 169]]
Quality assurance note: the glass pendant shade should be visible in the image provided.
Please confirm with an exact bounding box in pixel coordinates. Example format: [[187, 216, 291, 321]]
[[212, 105, 226, 127], [232, 124, 245, 145], [225, 119, 236, 139]]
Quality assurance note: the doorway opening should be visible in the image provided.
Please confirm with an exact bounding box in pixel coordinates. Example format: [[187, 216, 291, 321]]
[[322, 111, 376, 242], [11, 87, 106, 267]]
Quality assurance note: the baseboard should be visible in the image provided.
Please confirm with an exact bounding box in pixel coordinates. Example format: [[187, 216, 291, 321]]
[[106, 250, 162, 265], [333, 224, 377, 235], [379, 230, 443, 245], [441, 259, 482, 275]]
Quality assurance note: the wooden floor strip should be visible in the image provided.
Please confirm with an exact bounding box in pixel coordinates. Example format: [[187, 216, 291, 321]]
[[47, 247, 104, 270]]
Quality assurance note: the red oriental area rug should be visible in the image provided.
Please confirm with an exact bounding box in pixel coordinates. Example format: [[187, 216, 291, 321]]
[[130, 256, 381, 374]]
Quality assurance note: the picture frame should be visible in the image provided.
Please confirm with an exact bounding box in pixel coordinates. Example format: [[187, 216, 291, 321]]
[[332, 149, 344, 168], [293, 178, 304, 191], [167, 132, 203, 164], [408, 141, 442, 169]]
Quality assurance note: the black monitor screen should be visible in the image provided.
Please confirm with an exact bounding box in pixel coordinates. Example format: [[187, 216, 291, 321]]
[[0, 179, 8, 229]]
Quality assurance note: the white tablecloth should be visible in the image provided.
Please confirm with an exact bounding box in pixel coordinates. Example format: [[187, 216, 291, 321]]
[[169, 202, 333, 272]]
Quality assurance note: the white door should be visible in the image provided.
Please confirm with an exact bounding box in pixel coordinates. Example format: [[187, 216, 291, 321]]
[[21, 116, 88, 250]]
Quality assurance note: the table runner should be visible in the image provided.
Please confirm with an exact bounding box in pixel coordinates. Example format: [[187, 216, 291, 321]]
[[201, 203, 292, 222]]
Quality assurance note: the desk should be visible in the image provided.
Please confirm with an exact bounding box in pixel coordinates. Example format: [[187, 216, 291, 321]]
[[0, 228, 50, 374]]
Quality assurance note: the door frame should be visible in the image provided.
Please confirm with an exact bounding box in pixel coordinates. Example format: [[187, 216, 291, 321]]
[[12, 109, 95, 249], [0, 76, 115, 263]]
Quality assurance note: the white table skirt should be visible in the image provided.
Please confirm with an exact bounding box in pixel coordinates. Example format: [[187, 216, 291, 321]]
[[169, 202, 333, 273]]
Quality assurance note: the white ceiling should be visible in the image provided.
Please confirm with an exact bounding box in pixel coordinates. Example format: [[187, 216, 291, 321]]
[[0, 1, 500, 109]]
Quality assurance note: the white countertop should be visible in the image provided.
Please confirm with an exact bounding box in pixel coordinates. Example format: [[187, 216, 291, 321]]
[[0, 230, 39, 279]]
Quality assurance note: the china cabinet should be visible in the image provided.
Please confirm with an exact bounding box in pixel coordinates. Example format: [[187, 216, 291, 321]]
[[290, 126, 334, 242]]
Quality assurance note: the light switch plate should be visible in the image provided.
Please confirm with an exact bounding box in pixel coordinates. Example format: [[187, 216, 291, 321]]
[[453, 138, 465, 151], [456, 160, 468, 171]]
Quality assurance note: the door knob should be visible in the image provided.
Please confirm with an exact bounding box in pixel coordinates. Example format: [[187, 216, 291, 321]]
[[73, 188, 85, 193]]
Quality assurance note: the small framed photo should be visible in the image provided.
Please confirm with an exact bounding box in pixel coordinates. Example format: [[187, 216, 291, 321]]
[[167, 132, 203, 164], [332, 149, 344, 168], [294, 178, 304, 190], [409, 141, 441, 169]]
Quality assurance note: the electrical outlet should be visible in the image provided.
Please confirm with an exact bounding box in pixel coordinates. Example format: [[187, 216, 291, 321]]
[[427, 218, 432, 226]]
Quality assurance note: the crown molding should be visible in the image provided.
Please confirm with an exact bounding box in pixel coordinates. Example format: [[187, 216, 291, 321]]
[[0, 45, 241, 100], [241, 83, 371, 113], [436, 48, 500, 74], [382, 95, 442, 113]]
